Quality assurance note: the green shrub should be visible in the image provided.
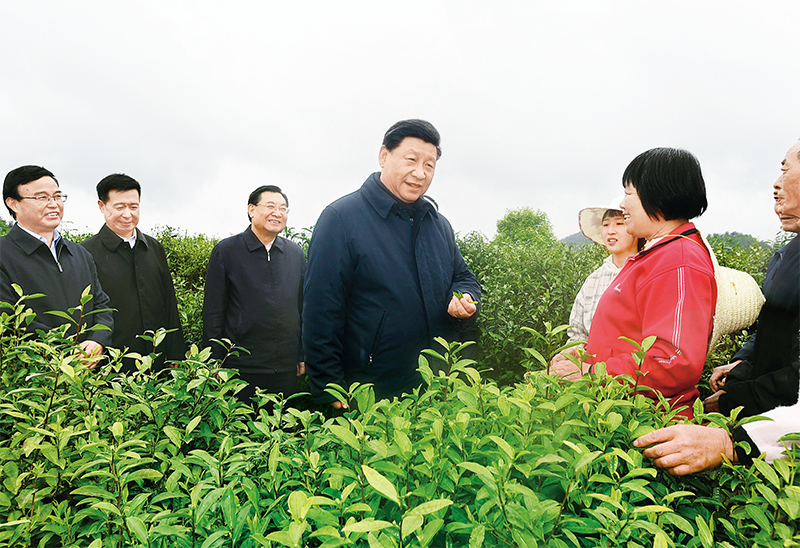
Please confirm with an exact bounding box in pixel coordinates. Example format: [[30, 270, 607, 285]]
[[458, 209, 607, 385], [707, 233, 773, 288], [151, 226, 218, 346], [0, 297, 798, 547]]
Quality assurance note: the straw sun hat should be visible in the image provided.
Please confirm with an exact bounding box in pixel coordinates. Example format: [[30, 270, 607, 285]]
[[577, 196, 765, 351], [700, 234, 765, 352], [578, 196, 625, 245]]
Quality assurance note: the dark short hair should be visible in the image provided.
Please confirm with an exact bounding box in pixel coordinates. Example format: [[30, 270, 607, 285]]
[[96, 173, 141, 203], [622, 147, 708, 221], [3, 165, 58, 220], [383, 119, 442, 159], [247, 185, 288, 222]]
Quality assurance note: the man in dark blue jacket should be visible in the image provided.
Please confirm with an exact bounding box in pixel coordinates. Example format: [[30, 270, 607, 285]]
[[705, 139, 800, 416], [203, 185, 305, 403], [304, 119, 481, 405], [1, 165, 112, 361]]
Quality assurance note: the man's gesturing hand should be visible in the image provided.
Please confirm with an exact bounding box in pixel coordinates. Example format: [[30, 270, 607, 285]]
[[448, 293, 477, 319]]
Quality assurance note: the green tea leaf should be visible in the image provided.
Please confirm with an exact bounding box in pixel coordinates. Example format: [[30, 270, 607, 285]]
[[124, 469, 163, 484], [126, 516, 148, 544], [343, 519, 394, 533], [745, 504, 772, 532], [186, 415, 202, 435], [401, 515, 423, 539], [489, 435, 515, 461], [752, 458, 780, 489], [362, 465, 399, 505], [91, 502, 121, 515], [694, 515, 713, 548], [406, 499, 453, 517], [163, 425, 183, 447], [201, 530, 229, 548], [469, 525, 485, 548]]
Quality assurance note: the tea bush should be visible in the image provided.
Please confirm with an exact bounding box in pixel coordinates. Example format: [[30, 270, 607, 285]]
[[1, 298, 798, 548], [151, 226, 219, 346], [457, 227, 605, 385]]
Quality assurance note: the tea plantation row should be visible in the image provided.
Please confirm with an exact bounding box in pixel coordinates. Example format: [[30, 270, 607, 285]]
[[0, 212, 797, 547], [0, 310, 798, 547]]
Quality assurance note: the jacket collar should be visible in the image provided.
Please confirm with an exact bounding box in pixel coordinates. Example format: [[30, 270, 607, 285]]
[[97, 224, 147, 252], [243, 225, 287, 253], [635, 222, 699, 259], [361, 172, 438, 220], [8, 223, 74, 257]]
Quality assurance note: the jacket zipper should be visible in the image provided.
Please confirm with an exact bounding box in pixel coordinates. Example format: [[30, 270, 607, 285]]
[[368, 311, 387, 365], [55, 239, 63, 272]]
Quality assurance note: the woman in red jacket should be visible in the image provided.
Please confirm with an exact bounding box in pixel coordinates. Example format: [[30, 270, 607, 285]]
[[552, 148, 716, 419]]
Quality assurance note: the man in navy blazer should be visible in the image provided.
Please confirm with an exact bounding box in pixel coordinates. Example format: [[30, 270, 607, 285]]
[[303, 119, 481, 406], [203, 185, 305, 404]]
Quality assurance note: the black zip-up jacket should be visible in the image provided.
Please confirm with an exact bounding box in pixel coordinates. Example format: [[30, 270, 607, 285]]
[[0, 224, 113, 346], [202, 228, 305, 387], [81, 224, 186, 369], [720, 235, 799, 416], [303, 173, 481, 403]]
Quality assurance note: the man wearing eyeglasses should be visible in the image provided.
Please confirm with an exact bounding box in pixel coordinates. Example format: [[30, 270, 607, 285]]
[[0, 165, 113, 361], [202, 185, 305, 404], [81, 174, 186, 372]]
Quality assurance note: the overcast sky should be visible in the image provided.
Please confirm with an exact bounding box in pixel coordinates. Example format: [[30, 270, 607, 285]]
[[2, 1, 799, 243]]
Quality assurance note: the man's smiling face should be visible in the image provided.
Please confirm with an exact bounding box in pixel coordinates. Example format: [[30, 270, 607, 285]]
[[379, 137, 438, 204], [7, 176, 63, 236]]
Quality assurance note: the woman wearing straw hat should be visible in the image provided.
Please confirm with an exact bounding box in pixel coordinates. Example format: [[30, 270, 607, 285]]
[[566, 198, 644, 344], [551, 147, 716, 419]]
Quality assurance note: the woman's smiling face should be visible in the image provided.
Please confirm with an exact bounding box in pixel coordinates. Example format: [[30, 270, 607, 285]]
[[600, 212, 637, 257], [621, 183, 661, 239]]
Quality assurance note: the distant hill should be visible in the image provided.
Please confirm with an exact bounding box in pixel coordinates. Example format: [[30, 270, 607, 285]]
[[560, 231, 593, 247]]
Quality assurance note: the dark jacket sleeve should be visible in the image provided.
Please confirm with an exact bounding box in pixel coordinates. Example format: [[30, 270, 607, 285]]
[[719, 332, 800, 416], [0, 255, 51, 332], [297, 254, 306, 364], [202, 244, 229, 360], [303, 208, 353, 402], [447, 240, 482, 331], [0, 263, 17, 307], [732, 426, 760, 467]]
